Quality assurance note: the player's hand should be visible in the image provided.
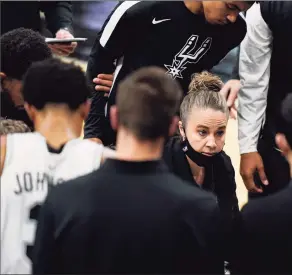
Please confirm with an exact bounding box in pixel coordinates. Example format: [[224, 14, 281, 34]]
[[49, 29, 77, 56], [220, 79, 241, 119], [240, 152, 269, 193], [93, 73, 114, 97]]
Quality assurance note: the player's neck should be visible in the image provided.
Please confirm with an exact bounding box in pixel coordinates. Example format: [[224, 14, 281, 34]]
[[183, 0, 203, 14], [34, 111, 82, 149], [115, 129, 163, 162]]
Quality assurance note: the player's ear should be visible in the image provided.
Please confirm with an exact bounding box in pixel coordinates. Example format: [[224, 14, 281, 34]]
[[24, 103, 35, 122], [110, 105, 118, 131], [81, 100, 91, 120], [169, 116, 179, 137]]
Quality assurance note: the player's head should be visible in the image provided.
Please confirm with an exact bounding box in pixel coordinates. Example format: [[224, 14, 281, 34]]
[[0, 28, 52, 106], [276, 94, 292, 172], [0, 118, 31, 135], [179, 72, 228, 157], [201, 1, 255, 25], [22, 58, 91, 126], [110, 67, 183, 143]]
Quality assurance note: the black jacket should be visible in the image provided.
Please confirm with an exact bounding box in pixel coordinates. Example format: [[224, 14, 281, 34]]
[[163, 137, 240, 235], [1, 1, 73, 35]]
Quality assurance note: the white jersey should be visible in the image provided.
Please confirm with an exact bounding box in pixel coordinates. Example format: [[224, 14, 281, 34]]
[[1, 132, 105, 274]]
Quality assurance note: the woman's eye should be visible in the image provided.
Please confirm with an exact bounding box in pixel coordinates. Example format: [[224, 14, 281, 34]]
[[198, 130, 207, 136], [216, 130, 225, 137]]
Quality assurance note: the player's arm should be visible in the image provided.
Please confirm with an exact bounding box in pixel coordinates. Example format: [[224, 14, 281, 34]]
[[32, 198, 58, 274], [0, 136, 7, 176], [238, 3, 272, 154], [84, 1, 143, 142], [238, 3, 272, 192]]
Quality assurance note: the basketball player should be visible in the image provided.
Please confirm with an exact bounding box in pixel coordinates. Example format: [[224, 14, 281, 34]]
[[84, 0, 253, 145], [84, 1, 257, 146], [232, 94, 292, 274], [239, 1, 292, 197], [1, 28, 52, 128], [33, 67, 223, 274], [0, 59, 114, 274]]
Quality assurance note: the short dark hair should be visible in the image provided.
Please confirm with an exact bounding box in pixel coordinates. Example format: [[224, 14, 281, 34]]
[[0, 118, 31, 135], [116, 67, 183, 141], [22, 58, 91, 110], [0, 28, 52, 80], [279, 94, 292, 148]]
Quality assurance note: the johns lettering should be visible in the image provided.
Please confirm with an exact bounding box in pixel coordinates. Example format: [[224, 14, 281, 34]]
[[14, 172, 64, 195]]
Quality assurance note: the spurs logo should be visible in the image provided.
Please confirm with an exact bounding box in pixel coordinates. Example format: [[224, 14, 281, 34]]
[[164, 35, 212, 79]]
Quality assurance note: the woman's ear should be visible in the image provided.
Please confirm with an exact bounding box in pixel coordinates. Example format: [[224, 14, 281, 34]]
[[178, 121, 186, 141]]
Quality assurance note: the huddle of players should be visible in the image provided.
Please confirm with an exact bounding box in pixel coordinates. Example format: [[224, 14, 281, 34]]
[[1, 27, 292, 274]]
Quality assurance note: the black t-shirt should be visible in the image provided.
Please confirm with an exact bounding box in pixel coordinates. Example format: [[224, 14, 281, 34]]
[[32, 159, 224, 274], [84, 1, 246, 145]]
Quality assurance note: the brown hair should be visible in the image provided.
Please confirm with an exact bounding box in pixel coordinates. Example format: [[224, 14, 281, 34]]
[[0, 118, 31, 135], [188, 71, 224, 93], [116, 67, 183, 140], [180, 71, 228, 126]]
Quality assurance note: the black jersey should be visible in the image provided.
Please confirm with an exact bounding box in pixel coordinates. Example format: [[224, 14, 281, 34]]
[[85, 1, 246, 145]]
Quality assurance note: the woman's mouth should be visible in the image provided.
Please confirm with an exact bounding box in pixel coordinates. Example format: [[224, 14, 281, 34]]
[[202, 152, 215, 157]]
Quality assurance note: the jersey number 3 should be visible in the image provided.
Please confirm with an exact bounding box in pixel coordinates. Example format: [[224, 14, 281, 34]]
[[25, 204, 41, 261]]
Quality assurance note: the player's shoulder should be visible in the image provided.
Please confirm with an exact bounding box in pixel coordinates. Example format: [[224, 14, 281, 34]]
[[77, 138, 104, 150], [65, 139, 105, 168], [161, 173, 218, 209], [232, 12, 246, 33], [223, 13, 246, 46], [4, 132, 44, 150], [66, 138, 104, 154], [260, 1, 292, 17], [243, 182, 292, 218], [46, 170, 97, 206], [260, 1, 292, 30]]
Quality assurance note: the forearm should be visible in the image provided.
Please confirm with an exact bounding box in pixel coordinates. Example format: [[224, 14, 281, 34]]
[[86, 41, 116, 93], [84, 90, 108, 141], [238, 85, 268, 154]]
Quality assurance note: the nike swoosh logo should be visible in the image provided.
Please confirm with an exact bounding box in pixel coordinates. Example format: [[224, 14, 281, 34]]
[[152, 18, 171, 24]]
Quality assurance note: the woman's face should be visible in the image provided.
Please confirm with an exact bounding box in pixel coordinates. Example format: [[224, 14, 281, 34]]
[[180, 108, 227, 155]]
